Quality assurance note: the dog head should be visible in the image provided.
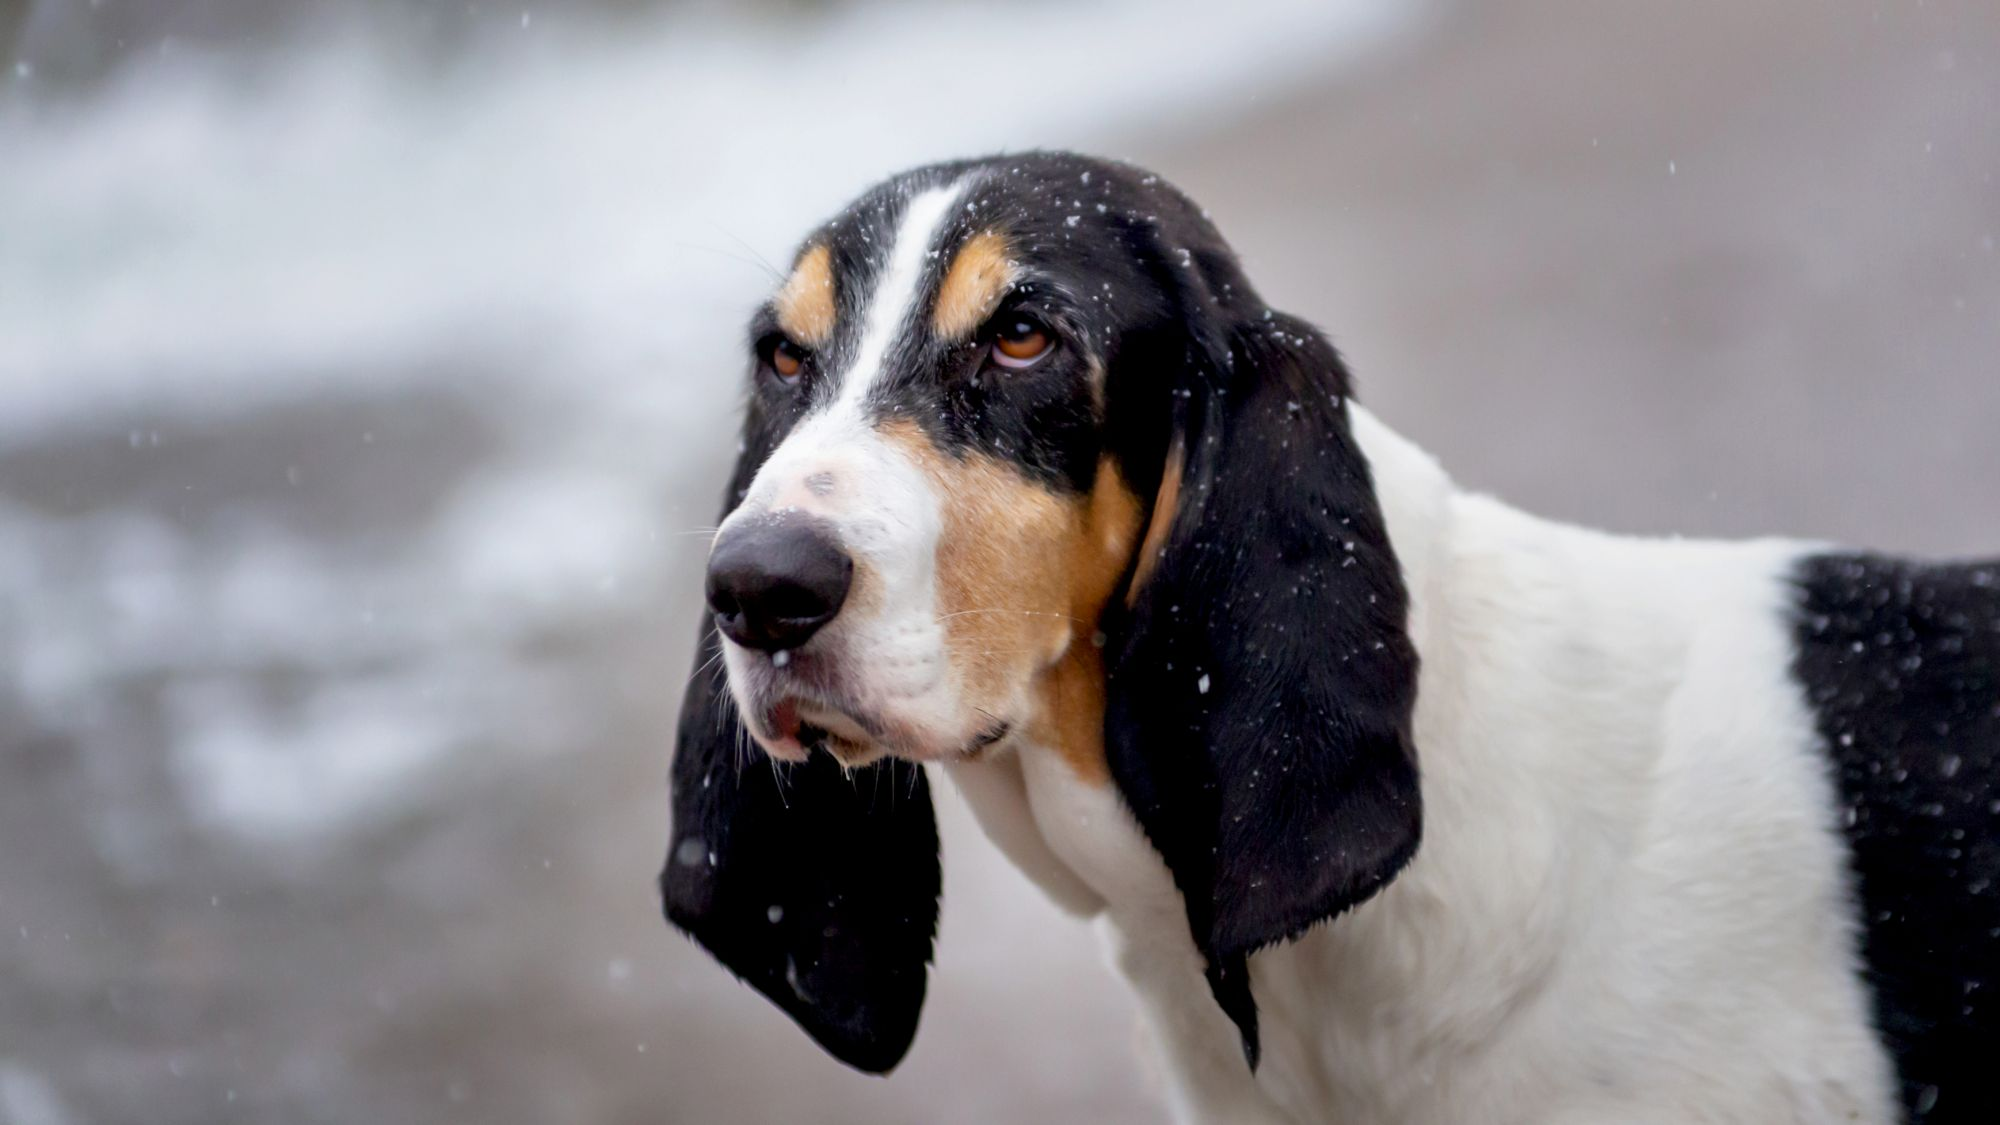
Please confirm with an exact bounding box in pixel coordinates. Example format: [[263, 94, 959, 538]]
[[661, 152, 1420, 1072]]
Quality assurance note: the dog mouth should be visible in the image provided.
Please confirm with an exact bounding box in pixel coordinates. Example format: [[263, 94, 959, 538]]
[[962, 719, 1014, 757], [792, 701, 884, 766], [731, 646, 1016, 766], [751, 692, 889, 766], [754, 695, 1013, 768]]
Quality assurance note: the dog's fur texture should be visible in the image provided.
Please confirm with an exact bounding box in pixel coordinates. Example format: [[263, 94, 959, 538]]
[[661, 152, 2000, 1124]]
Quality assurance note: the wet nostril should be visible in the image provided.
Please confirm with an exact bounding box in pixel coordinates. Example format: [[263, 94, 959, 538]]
[[705, 514, 853, 652], [763, 584, 833, 622], [708, 588, 742, 618]]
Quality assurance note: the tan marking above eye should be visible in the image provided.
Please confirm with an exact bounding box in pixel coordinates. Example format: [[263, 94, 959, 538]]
[[774, 243, 835, 348], [933, 231, 1020, 341]]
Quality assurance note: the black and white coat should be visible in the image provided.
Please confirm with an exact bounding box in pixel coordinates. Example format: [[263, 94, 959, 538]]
[[661, 152, 2000, 1124]]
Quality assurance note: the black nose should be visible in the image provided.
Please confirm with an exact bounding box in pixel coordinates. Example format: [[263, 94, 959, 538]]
[[706, 515, 853, 652]]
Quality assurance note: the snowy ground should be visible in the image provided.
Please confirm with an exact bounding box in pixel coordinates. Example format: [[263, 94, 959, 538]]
[[5, 0, 1998, 1121]]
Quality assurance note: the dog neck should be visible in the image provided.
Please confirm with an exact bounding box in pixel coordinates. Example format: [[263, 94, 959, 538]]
[[952, 405, 1862, 1121], [1343, 405, 1455, 654]]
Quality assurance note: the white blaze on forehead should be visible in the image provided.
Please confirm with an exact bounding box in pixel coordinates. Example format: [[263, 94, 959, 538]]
[[832, 179, 968, 411], [723, 180, 966, 567]]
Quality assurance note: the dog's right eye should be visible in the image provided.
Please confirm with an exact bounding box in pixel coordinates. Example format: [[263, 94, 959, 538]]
[[759, 335, 809, 385]]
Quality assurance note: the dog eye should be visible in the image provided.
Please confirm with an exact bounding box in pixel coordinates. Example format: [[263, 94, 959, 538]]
[[990, 317, 1053, 369], [761, 335, 808, 384]]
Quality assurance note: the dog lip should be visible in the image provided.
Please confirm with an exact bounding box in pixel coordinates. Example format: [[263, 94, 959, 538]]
[[963, 720, 1013, 755], [767, 698, 801, 740], [816, 728, 885, 768], [794, 699, 879, 743]]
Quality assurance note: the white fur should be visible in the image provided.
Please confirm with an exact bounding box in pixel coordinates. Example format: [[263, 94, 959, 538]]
[[948, 408, 1899, 1124], [835, 182, 965, 415], [718, 180, 1894, 1120], [718, 180, 998, 763]]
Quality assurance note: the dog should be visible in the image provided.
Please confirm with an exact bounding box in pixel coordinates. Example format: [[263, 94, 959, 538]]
[[659, 152, 1999, 1124]]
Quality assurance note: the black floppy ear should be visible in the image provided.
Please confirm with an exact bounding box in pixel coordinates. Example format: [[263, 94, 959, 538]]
[[1103, 313, 1421, 1069], [659, 420, 940, 1075]]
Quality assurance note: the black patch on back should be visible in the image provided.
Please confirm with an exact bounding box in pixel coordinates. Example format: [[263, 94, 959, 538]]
[[1792, 553, 2000, 1122]]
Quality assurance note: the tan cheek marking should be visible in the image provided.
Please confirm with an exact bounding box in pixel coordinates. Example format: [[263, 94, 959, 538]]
[[1033, 640, 1110, 786], [774, 243, 835, 347], [887, 422, 1074, 691], [1032, 457, 1144, 786], [932, 231, 1019, 341], [879, 417, 1077, 714], [1125, 436, 1185, 607], [1069, 456, 1145, 628], [880, 423, 1143, 787]]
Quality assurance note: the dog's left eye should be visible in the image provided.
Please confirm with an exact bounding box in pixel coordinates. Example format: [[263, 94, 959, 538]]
[[990, 317, 1053, 369]]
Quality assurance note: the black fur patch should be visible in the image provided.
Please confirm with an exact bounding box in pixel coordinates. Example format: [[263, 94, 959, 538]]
[[1102, 313, 1422, 1069], [659, 634, 940, 1073], [1792, 553, 2000, 1123]]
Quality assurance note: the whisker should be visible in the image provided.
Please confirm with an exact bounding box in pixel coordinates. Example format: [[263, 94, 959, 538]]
[[695, 646, 728, 680], [768, 755, 792, 809], [713, 224, 787, 283], [676, 235, 784, 284], [710, 678, 737, 737], [935, 607, 1085, 624]]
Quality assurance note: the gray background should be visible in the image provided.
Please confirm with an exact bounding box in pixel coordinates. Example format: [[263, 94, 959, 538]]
[[2, 1, 1995, 1122]]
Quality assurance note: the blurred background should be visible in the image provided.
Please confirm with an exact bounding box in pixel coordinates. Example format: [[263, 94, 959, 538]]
[[1, 0, 1995, 1121]]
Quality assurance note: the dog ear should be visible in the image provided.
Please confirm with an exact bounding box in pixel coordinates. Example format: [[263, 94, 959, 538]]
[[660, 410, 941, 1075], [1103, 312, 1421, 1069]]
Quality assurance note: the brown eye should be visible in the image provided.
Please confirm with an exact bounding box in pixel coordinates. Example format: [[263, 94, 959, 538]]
[[766, 336, 806, 383], [991, 318, 1052, 369]]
